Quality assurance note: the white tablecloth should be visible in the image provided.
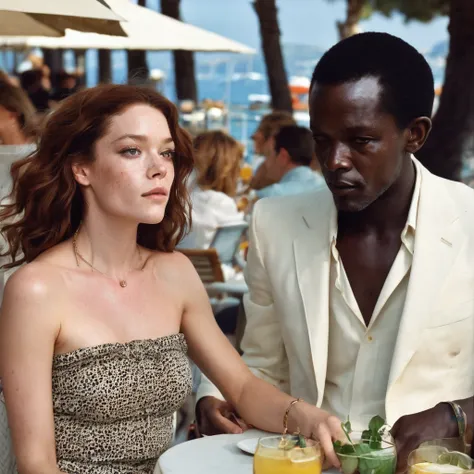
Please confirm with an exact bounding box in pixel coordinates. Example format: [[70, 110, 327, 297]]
[[158, 430, 339, 474]]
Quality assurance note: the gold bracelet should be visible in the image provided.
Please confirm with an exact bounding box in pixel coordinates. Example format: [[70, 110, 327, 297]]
[[283, 398, 304, 435]]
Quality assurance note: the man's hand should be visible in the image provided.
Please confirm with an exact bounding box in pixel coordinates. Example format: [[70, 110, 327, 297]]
[[392, 403, 458, 472], [196, 397, 251, 436]]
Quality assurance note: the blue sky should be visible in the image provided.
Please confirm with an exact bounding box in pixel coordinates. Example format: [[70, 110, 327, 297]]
[[144, 0, 449, 53]]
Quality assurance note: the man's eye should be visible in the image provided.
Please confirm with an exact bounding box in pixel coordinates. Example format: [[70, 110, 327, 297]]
[[354, 137, 372, 145]]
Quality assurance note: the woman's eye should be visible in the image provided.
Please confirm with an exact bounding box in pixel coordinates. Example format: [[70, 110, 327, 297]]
[[161, 149, 177, 160], [120, 147, 141, 157]]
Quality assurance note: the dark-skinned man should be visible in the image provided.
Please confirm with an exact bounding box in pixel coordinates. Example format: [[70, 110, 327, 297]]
[[196, 33, 474, 469]]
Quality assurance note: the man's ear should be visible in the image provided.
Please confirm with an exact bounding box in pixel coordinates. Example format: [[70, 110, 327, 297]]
[[279, 147, 292, 165], [405, 117, 432, 154], [71, 161, 91, 187]]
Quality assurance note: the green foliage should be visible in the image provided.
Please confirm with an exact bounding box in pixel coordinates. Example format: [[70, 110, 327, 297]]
[[327, 0, 449, 23], [334, 416, 396, 474], [297, 434, 307, 448], [369, 0, 449, 23]]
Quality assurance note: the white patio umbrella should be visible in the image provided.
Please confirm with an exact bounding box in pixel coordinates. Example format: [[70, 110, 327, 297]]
[[0, 0, 255, 54], [0, 0, 126, 37]]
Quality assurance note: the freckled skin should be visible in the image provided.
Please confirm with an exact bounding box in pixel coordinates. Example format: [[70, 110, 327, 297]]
[[82, 104, 176, 225]]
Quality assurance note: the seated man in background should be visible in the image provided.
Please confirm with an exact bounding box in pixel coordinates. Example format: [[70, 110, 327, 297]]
[[51, 71, 79, 103], [249, 111, 296, 191], [255, 125, 325, 198], [196, 32, 474, 470]]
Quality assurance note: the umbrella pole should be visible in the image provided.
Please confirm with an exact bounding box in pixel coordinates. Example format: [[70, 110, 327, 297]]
[[224, 58, 236, 130]]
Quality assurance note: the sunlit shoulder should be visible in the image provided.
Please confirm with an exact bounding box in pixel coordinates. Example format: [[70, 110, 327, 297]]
[[3, 261, 62, 304], [145, 247, 202, 285]]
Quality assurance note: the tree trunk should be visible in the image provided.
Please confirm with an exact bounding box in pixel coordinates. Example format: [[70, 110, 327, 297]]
[[416, 0, 474, 181], [42, 49, 63, 89], [337, 0, 365, 40], [98, 49, 112, 84], [161, 0, 198, 102], [128, 50, 149, 83], [74, 49, 86, 87], [253, 0, 292, 113], [127, 0, 149, 83]]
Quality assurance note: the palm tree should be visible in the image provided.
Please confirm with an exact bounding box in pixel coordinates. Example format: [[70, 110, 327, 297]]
[[127, 0, 149, 83], [416, 0, 473, 181], [337, 0, 366, 39], [42, 49, 64, 89], [253, 0, 292, 112], [161, 0, 198, 103], [98, 49, 112, 84]]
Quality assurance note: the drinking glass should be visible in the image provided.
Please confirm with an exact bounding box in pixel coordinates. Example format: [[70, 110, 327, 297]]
[[240, 164, 253, 183], [253, 434, 322, 474], [408, 445, 473, 474], [336, 431, 397, 474]]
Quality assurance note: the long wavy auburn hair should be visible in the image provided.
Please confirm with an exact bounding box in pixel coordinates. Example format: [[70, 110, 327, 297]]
[[0, 84, 194, 269]]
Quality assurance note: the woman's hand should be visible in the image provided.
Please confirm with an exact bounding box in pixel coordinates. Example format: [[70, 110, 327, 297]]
[[290, 402, 344, 468]]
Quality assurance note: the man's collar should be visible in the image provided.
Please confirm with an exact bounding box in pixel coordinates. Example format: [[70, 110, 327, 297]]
[[406, 157, 422, 232]]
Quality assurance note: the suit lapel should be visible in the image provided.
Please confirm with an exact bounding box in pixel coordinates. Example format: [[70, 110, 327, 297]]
[[293, 190, 335, 406], [387, 164, 464, 390]]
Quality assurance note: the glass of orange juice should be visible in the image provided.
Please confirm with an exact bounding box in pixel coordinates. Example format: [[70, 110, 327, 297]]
[[408, 445, 473, 474], [240, 163, 253, 183], [254, 435, 322, 474]]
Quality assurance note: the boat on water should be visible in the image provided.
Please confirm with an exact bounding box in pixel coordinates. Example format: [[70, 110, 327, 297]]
[[248, 76, 310, 123]]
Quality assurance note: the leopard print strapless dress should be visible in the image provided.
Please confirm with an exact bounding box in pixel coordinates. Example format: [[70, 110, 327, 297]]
[[52, 334, 192, 474]]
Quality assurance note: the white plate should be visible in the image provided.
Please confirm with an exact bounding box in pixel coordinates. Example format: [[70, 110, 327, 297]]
[[237, 437, 259, 455]]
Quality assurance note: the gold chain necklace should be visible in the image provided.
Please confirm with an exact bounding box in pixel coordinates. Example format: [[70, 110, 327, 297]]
[[72, 227, 141, 288]]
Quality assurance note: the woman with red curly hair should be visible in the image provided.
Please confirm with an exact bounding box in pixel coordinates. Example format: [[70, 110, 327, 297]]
[[0, 85, 343, 474]]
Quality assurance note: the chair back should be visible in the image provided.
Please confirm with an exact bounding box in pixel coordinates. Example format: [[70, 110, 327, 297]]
[[179, 248, 224, 284], [210, 223, 248, 266]]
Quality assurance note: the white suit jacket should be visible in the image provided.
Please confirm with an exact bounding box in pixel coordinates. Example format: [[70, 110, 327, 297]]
[[197, 161, 474, 425]]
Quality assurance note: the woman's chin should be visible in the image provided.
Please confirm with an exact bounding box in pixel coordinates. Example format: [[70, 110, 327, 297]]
[[139, 213, 166, 225]]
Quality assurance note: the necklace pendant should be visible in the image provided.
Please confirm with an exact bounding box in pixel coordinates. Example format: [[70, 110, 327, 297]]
[[120, 280, 127, 288]]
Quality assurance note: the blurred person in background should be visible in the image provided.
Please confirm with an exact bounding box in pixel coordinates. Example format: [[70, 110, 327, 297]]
[[51, 71, 79, 103], [0, 82, 38, 301], [0, 70, 19, 88], [255, 125, 325, 199], [20, 69, 52, 113], [180, 130, 245, 259], [0, 82, 37, 199], [248, 110, 296, 190]]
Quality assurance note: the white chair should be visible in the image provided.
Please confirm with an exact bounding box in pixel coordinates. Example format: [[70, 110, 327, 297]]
[[209, 222, 249, 268]]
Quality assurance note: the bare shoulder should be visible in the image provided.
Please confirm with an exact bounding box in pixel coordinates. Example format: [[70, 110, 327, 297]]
[[145, 249, 200, 284], [0, 261, 62, 347], [3, 260, 64, 307]]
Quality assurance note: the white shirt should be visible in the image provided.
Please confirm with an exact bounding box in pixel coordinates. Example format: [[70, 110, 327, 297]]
[[180, 186, 245, 250], [0, 144, 36, 302], [0, 144, 36, 201], [321, 163, 421, 430]]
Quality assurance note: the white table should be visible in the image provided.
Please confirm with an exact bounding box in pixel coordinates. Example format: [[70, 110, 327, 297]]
[[158, 430, 339, 474]]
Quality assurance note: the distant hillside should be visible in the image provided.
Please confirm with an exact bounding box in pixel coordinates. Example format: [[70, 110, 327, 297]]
[[428, 40, 449, 58], [147, 42, 324, 79]]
